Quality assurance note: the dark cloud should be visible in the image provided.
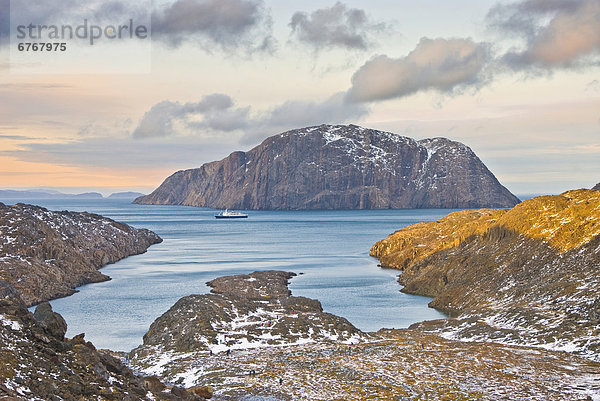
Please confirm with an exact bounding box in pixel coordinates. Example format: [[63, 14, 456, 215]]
[[3, 0, 273, 53], [151, 0, 275, 52], [132, 92, 368, 144], [346, 37, 492, 102], [289, 2, 387, 51], [7, 0, 148, 25], [487, 0, 600, 69], [0, 0, 9, 41]]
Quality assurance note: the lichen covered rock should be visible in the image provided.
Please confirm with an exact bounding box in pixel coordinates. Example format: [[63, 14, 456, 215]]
[[129, 271, 367, 384], [370, 189, 600, 359], [0, 296, 206, 400], [0, 202, 162, 306]]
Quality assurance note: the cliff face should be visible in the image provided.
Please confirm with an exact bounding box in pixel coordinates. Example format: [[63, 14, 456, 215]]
[[0, 292, 208, 400], [135, 124, 519, 210], [370, 189, 600, 359], [0, 202, 162, 306]]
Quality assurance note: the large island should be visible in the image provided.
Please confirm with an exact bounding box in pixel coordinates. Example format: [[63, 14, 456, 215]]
[[135, 124, 520, 210]]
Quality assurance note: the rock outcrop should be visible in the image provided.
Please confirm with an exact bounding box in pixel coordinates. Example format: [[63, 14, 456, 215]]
[[0, 293, 207, 400], [0, 202, 162, 306], [593, 182, 600, 191], [125, 271, 600, 400], [370, 189, 600, 359], [129, 271, 367, 383], [134, 124, 519, 210]]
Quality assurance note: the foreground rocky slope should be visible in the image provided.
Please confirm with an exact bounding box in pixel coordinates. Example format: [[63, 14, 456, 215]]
[[0, 202, 162, 306], [126, 270, 600, 400], [0, 289, 209, 400], [371, 189, 600, 359], [130, 271, 366, 378], [135, 124, 519, 209]]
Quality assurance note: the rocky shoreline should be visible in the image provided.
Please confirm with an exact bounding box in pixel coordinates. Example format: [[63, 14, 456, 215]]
[[129, 270, 368, 380], [0, 292, 211, 400], [371, 189, 600, 360], [0, 202, 162, 306], [125, 269, 600, 400], [3, 196, 600, 400], [0, 203, 212, 400]]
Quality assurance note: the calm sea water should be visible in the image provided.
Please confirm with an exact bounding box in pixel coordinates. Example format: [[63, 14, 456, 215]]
[[10, 198, 452, 351]]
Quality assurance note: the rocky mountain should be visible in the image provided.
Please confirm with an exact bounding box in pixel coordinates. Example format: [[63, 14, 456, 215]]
[[371, 189, 600, 360], [0, 289, 210, 400], [0, 202, 162, 306], [126, 270, 600, 400], [130, 271, 367, 383], [134, 124, 519, 210], [593, 182, 600, 190]]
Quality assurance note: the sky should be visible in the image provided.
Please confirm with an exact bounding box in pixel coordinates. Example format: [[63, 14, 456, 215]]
[[0, 0, 599, 196]]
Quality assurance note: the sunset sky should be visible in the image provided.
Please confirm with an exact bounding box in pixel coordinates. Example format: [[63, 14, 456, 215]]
[[0, 0, 599, 196]]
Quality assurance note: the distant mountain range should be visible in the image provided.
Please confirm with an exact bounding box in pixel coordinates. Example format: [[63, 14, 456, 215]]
[[0, 189, 145, 200], [135, 124, 520, 210]]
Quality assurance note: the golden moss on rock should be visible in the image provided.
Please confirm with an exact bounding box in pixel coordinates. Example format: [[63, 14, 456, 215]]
[[370, 208, 506, 269], [370, 189, 600, 360], [496, 189, 600, 252], [371, 189, 600, 269]]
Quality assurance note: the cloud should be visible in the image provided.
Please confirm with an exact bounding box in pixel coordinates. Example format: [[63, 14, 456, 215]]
[[2, 0, 274, 53], [239, 92, 369, 144], [346, 37, 492, 102], [6, 0, 149, 25], [132, 94, 249, 138], [289, 2, 387, 51], [4, 136, 237, 170], [151, 0, 275, 52], [0, 134, 41, 140], [586, 80, 600, 92], [4, 92, 368, 169], [132, 92, 368, 144], [0, 0, 9, 40], [487, 0, 600, 69]]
